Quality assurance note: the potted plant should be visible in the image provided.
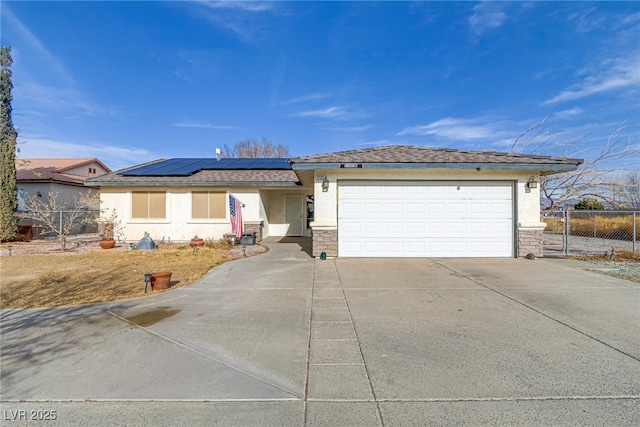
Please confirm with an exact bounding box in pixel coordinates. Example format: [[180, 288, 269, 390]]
[[99, 209, 120, 249], [190, 234, 205, 247]]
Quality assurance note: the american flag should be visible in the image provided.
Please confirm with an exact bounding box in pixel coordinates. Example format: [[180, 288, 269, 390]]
[[229, 194, 243, 236]]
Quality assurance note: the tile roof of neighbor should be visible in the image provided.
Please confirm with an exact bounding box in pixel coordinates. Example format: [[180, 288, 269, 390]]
[[290, 145, 583, 168], [16, 158, 111, 185]]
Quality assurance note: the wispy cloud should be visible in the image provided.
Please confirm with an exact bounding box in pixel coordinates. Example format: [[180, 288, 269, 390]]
[[292, 106, 356, 121], [468, 2, 507, 37], [356, 139, 394, 147], [171, 120, 240, 130], [16, 134, 153, 170], [17, 82, 124, 118], [553, 108, 583, 119], [397, 117, 509, 141], [543, 54, 640, 105], [567, 7, 607, 33], [276, 92, 330, 106], [189, 0, 277, 43], [199, 1, 274, 13], [328, 124, 374, 133], [2, 5, 74, 85]]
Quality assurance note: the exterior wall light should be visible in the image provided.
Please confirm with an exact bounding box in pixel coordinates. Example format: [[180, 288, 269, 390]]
[[322, 180, 329, 192], [526, 176, 538, 189]]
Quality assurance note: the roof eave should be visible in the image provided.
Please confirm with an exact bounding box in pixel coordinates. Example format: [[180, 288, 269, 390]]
[[290, 162, 582, 172]]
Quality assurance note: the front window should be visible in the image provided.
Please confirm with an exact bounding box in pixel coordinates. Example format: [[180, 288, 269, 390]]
[[132, 191, 166, 219], [191, 191, 226, 219]]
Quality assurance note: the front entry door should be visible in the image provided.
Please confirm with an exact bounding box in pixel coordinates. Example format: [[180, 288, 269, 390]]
[[285, 195, 304, 236]]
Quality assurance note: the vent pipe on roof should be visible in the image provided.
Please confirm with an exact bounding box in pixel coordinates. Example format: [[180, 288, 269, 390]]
[[216, 148, 221, 161]]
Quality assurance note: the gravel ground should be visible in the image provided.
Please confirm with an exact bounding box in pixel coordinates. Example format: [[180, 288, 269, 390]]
[[578, 258, 640, 283]]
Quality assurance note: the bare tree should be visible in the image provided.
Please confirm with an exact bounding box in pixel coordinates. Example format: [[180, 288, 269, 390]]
[[510, 121, 638, 211], [610, 170, 640, 210], [222, 137, 289, 158], [22, 190, 99, 250]]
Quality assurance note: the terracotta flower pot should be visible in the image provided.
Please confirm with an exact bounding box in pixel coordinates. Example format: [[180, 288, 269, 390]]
[[99, 239, 116, 249], [151, 271, 172, 290], [189, 238, 205, 247]]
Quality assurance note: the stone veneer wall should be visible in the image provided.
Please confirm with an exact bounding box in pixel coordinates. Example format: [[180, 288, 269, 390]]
[[312, 228, 338, 257], [518, 227, 543, 257], [244, 220, 264, 242]]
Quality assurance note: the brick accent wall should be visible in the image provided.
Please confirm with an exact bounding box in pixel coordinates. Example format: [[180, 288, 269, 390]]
[[312, 228, 337, 257], [518, 227, 543, 258], [244, 220, 264, 242]]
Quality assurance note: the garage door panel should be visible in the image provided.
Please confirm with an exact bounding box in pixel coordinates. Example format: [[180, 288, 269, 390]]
[[338, 182, 513, 257]]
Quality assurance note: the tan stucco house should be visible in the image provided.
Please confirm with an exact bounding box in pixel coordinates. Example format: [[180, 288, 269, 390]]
[[16, 158, 111, 211], [86, 145, 582, 258]]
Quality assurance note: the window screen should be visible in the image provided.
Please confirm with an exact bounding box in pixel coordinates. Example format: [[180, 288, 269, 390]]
[[192, 192, 226, 219], [132, 191, 166, 219]]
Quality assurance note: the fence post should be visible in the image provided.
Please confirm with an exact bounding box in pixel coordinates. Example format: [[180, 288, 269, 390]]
[[563, 208, 569, 255], [634, 212, 637, 253]]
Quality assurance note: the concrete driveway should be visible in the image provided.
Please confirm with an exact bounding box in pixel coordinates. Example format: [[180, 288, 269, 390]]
[[1, 238, 639, 426]]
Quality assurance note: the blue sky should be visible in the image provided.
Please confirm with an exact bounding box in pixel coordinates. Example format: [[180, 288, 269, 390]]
[[1, 1, 638, 170]]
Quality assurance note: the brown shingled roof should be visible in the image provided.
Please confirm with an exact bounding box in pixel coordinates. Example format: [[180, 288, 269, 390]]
[[87, 168, 300, 186], [290, 145, 583, 166]]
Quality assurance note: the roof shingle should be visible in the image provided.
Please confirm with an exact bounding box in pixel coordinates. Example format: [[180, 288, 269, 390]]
[[289, 145, 583, 166]]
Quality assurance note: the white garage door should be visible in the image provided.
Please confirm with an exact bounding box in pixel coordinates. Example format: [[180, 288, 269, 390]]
[[338, 181, 513, 257]]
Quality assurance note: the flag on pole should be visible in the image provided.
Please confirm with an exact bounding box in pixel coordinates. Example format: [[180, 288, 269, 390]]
[[229, 194, 243, 236]]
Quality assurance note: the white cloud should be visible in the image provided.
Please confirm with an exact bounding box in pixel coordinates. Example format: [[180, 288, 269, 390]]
[[189, 1, 277, 43], [276, 92, 330, 106], [3, 5, 74, 85], [356, 139, 394, 147], [17, 82, 123, 118], [293, 106, 355, 120], [543, 55, 640, 105], [397, 117, 506, 141], [468, 2, 507, 37], [16, 135, 153, 171], [553, 108, 583, 119], [171, 120, 240, 130], [328, 124, 374, 133], [199, 1, 273, 12]]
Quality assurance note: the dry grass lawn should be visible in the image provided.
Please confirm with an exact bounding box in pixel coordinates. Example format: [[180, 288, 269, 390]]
[[0, 240, 266, 309], [543, 214, 639, 240]]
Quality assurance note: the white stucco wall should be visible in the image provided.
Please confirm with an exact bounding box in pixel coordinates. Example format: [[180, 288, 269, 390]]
[[99, 186, 313, 243], [100, 187, 266, 243], [310, 168, 543, 229]]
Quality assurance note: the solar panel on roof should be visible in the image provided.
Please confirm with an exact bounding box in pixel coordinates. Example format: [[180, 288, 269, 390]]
[[121, 157, 292, 176]]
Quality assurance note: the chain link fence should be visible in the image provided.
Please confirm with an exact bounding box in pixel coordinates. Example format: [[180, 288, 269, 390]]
[[542, 210, 638, 255], [17, 210, 100, 240]]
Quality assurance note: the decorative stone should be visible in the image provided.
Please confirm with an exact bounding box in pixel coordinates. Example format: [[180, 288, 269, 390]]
[[137, 232, 156, 250]]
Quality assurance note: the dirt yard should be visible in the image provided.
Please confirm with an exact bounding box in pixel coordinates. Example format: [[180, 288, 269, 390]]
[[0, 237, 267, 309]]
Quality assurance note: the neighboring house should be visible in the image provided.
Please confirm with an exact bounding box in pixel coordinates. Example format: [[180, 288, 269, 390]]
[[86, 146, 582, 258], [16, 158, 111, 210]]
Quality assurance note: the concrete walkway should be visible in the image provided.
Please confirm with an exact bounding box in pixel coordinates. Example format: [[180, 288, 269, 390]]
[[1, 239, 639, 426]]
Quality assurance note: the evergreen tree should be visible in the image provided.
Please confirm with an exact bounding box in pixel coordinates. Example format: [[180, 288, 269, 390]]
[[0, 46, 18, 241]]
